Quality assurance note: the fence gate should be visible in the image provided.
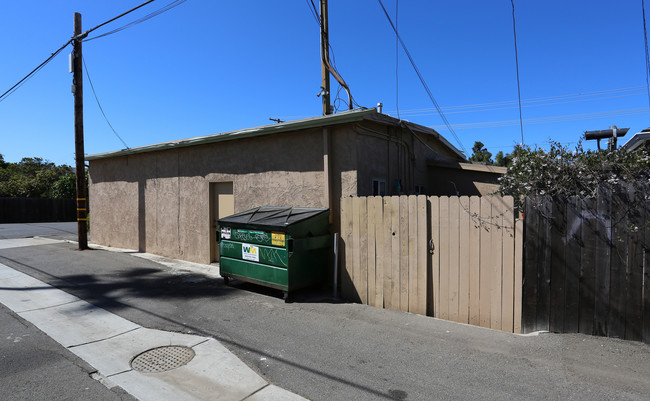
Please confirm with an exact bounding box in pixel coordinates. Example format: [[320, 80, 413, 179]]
[[340, 195, 523, 333]]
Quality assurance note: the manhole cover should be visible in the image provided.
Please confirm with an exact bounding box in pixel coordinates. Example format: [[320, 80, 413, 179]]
[[130, 345, 195, 373]]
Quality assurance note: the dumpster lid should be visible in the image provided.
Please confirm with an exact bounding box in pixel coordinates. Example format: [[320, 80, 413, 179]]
[[218, 206, 328, 227]]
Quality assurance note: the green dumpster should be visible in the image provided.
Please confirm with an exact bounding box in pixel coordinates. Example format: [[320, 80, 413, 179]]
[[217, 206, 330, 300]]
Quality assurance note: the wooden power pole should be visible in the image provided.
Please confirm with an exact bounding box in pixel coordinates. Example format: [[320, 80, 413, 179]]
[[320, 0, 331, 115], [72, 12, 88, 250]]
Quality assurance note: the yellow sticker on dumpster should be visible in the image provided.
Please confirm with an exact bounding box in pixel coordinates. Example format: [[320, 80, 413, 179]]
[[272, 232, 285, 247]]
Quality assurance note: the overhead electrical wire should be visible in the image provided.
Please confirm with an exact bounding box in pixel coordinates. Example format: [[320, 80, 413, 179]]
[[79, 0, 155, 40], [84, 0, 188, 42], [377, 0, 467, 155], [0, 0, 180, 103], [0, 39, 72, 103], [429, 107, 649, 131], [510, 0, 525, 145], [304, 0, 360, 109], [642, 0, 650, 108], [386, 85, 649, 115], [396, 92, 646, 117], [82, 57, 130, 149], [395, 0, 400, 120]]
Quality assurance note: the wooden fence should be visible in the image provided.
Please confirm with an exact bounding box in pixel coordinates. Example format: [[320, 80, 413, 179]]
[[340, 195, 523, 333], [523, 185, 650, 343], [0, 198, 75, 223]]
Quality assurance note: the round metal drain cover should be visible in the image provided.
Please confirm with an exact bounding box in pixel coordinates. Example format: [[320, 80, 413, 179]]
[[131, 346, 195, 373]]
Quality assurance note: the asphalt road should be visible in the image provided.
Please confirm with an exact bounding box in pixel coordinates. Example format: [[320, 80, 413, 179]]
[[0, 301, 135, 401], [1, 223, 649, 400]]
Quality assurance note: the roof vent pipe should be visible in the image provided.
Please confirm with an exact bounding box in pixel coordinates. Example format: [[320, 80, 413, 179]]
[[377, 102, 383, 114]]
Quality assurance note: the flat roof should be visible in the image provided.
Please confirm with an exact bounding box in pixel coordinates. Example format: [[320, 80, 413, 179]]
[[86, 107, 465, 161]]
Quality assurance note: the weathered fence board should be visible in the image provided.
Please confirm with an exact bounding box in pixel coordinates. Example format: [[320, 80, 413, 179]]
[[523, 184, 650, 344], [341, 195, 521, 333]]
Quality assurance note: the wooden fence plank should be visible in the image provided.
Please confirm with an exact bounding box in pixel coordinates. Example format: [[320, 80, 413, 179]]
[[399, 196, 410, 312], [340, 197, 354, 300], [624, 186, 643, 341], [366, 197, 378, 308], [358, 198, 369, 304], [641, 186, 650, 344], [490, 196, 504, 330], [439, 196, 451, 320], [479, 197, 492, 328], [429, 196, 440, 317], [564, 196, 581, 333], [449, 196, 461, 322], [639, 186, 650, 344], [459, 196, 471, 324], [469, 196, 481, 326], [594, 185, 612, 337], [522, 196, 539, 333], [514, 216, 524, 334], [608, 186, 628, 338], [351, 197, 361, 302], [408, 196, 418, 313], [416, 195, 428, 316], [390, 196, 401, 309], [536, 197, 552, 332], [373, 197, 385, 309], [382, 197, 393, 310], [579, 196, 597, 335], [549, 196, 567, 333], [501, 196, 515, 333]]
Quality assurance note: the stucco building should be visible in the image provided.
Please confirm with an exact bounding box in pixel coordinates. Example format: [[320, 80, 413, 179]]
[[87, 108, 501, 264]]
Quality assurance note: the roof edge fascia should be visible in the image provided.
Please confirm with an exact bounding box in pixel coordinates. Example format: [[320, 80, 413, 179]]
[[86, 108, 377, 161]]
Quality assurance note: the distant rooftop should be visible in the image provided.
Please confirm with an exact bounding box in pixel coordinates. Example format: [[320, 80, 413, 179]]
[[621, 127, 650, 152]]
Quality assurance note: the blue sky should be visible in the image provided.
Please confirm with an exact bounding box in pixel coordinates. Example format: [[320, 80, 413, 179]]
[[1, 0, 649, 166]]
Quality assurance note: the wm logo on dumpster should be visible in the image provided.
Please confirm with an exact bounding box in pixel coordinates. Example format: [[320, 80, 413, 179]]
[[242, 243, 259, 262]]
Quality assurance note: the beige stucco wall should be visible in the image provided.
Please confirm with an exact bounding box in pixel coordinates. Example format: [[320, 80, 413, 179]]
[[427, 166, 502, 196], [89, 126, 358, 264], [353, 122, 463, 196]]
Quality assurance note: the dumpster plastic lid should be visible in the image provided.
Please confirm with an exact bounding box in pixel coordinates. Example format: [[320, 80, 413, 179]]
[[218, 206, 328, 227]]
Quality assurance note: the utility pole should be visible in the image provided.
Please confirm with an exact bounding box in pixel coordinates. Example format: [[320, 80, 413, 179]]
[[320, 0, 331, 115], [73, 12, 88, 250]]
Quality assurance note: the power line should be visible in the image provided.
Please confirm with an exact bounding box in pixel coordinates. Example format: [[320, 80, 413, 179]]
[[642, 0, 650, 108], [396, 92, 646, 117], [395, 0, 400, 120], [0, 39, 72, 103], [82, 57, 129, 149], [387, 85, 649, 115], [84, 0, 188, 42], [376, 0, 467, 155], [0, 0, 170, 103], [304, 0, 360, 109], [80, 0, 155, 40], [305, 0, 320, 25], [510, 0, 525, 145], [429, 107, 649, 130]]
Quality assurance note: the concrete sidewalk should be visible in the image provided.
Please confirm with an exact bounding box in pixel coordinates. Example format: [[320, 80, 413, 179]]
[[0, 232, 649, 401], [0, 238, 305, 401]]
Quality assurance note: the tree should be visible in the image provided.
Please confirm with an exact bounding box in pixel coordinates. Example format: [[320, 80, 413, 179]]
[[495, 150, 513, 167], [51, 173, 77, 199], [497, 141, 650, 209], [0, 157, 75, 198], [468, 141, 493, 164]]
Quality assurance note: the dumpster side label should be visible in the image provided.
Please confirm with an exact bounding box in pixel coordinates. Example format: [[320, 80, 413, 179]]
[[220, 227, 231, 240], [272, 232, 285, 247], [242, 243, 259, 262]]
